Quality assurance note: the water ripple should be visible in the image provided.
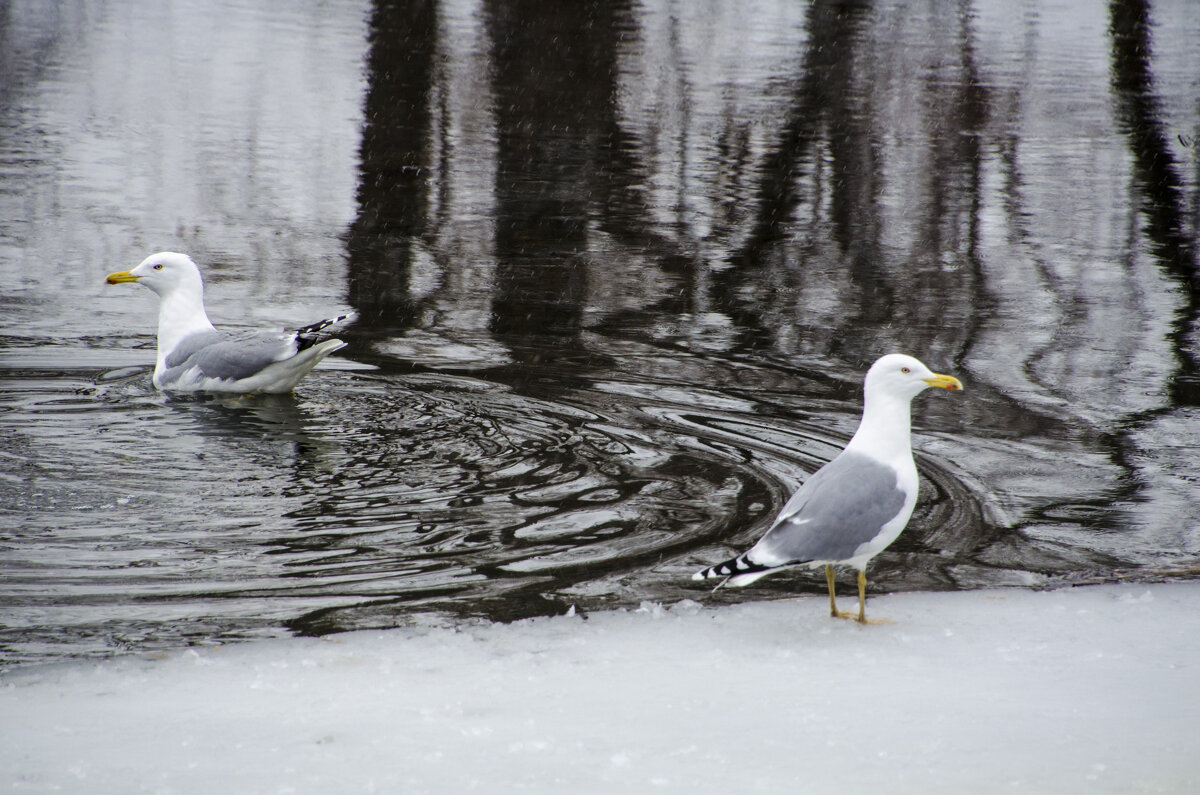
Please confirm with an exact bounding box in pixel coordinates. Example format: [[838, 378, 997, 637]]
[[0, 358, 1150, 668]]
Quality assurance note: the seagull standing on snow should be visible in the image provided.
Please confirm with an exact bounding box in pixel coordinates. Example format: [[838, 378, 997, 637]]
[[106, 252, 353, 394], [694, 353, 963, 623]]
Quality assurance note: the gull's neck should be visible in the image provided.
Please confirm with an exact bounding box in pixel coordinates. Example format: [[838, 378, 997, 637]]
[[156, 285, 216, 359], [844, 387, 916, 465]]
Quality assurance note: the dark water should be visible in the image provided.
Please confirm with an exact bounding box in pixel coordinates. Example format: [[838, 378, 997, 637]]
[[1, 0, 1198, 670]]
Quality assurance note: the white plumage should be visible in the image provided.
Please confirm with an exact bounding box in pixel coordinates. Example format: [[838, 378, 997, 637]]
[[106, 252, 353, 394], [694, 353, 963, 622]]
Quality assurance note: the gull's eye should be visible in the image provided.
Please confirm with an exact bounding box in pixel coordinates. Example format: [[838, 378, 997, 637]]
[[153, 263, 164, 270], [901, 367, 911, 374]]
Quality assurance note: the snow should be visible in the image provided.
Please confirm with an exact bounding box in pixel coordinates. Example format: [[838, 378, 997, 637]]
[[2, 583, 1197, 794]]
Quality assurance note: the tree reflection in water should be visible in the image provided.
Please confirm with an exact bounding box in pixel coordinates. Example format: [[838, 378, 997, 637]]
[[1, 0, 1198, 665]]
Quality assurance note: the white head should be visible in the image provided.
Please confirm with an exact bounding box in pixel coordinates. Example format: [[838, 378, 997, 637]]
[[863, 353, 963, 402], [106, 252, 215, 352], [105, 252, 205, 299], [845, 353, 963, 460]]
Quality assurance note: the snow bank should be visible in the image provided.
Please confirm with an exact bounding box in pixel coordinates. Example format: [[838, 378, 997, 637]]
[[3, 583, 1197, 793]]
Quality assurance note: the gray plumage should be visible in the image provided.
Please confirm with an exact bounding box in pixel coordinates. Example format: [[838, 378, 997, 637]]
[[691, 353, 964, 622], [162, 330, 285, 381], [753, 452, 907, 565], [160, 318, 351, 384], [106, 252, 353, 393]]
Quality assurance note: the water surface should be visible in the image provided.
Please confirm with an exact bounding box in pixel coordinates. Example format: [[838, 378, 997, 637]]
[[2, 0, 1199, 670]]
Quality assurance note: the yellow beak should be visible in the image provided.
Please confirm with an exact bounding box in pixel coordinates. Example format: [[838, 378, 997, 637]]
[[924, 373, 964, 391], [106, 270, 140, 285]]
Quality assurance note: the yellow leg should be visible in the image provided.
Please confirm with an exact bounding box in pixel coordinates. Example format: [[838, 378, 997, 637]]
[[826, 565, 855, 620], [855, 569, 894, 625], [826, 565, 838, 617], [856, 569, 867, 623]]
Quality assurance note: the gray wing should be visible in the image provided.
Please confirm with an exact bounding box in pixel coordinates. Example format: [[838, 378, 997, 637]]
[[163, 329, 297, 382], [751, 451, 907, 565]]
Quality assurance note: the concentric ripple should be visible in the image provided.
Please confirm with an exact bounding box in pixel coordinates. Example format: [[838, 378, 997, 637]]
[[0, 357, 1003, 667]]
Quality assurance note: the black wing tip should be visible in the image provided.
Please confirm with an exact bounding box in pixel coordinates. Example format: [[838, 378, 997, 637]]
[[294, 312, 357, 351], [294, 311, 357, 337], [693, 554, 772, 581]]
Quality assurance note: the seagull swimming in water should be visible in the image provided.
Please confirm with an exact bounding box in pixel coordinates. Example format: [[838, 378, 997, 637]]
[[106, 252, 353, 394], [693, 353, 964, 623]]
